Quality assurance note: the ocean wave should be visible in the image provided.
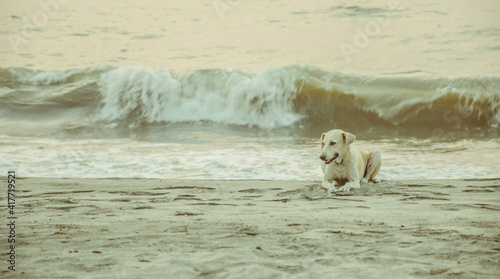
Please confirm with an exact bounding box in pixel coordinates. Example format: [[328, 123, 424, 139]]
[[97, 66, 302, 128], [1, 66, 109, 86], [1, 65, 499, 136]]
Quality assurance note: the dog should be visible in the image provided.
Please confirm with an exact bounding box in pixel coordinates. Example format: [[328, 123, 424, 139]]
[[319, 129, 381, 193]]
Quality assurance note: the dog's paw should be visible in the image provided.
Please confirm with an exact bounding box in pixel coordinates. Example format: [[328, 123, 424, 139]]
[[371, 178, 381, 183], [321, 181, 331, 190], [323, 184, 337, 194], [338, 185, 351, 192], [339, 181, 360, 192], [361, 178, 369, 184], [322, 180, 339, 193], [328, 186, 337, 194]]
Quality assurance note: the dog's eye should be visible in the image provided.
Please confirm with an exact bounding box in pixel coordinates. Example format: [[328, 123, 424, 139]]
[[330, 141, 336, 146]]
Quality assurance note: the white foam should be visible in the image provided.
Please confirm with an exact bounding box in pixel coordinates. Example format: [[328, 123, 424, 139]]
[[9, 68, 71, 85], [8, 66, 108, 86], [1, 136, 497, 180], [96, 66, 304, 129]]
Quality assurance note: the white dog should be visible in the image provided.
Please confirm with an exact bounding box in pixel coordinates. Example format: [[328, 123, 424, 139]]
[[319, 129, 381, 193]]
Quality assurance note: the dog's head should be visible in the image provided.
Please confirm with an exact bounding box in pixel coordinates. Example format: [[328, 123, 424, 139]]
[[319, 129, 356, 164]]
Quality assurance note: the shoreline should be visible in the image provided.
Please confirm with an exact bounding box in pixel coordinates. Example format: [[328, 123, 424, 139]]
[[4, 177, 500, 278]]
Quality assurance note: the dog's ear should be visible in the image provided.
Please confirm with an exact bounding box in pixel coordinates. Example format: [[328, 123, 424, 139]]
[[320, 133, 326, 148], [342, 132, 356, 145]]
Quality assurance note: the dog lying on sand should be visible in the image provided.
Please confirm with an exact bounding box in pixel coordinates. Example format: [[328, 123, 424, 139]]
[[319, 129, 381, 193]]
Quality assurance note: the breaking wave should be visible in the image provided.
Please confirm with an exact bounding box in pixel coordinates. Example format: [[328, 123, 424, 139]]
[[1, 64, 499, 137]]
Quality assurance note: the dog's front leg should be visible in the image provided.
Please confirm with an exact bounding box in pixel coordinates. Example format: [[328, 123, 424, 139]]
[[321, 179, 339, 193]]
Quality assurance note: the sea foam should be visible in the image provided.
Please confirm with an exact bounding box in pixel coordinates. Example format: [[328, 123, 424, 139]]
[[97, 66, 304, 128]]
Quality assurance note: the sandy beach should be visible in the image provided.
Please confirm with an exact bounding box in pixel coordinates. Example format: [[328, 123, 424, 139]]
[[3, 177, 499, 278], [2, 1, 500, 278]]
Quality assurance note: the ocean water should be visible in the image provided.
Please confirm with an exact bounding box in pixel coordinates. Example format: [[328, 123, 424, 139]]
[[1, 0, 499, 180]]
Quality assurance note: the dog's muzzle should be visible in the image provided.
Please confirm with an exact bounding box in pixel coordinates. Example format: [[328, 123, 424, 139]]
[[320, 153, 339, 165]]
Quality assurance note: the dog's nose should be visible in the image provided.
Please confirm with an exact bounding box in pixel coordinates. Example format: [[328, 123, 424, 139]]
[[319, 154, 326, 161]]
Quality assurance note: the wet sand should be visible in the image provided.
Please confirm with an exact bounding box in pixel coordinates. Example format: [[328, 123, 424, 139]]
[[4, 178, 500, 278]]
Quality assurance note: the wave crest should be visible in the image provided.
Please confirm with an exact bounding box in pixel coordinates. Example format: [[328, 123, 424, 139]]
[[97, 66, 304, 128], [1, 65, 499, 136]]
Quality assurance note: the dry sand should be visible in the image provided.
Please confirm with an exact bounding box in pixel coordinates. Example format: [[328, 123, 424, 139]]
[[3, 177, 499, 278]]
